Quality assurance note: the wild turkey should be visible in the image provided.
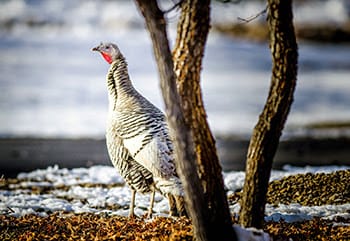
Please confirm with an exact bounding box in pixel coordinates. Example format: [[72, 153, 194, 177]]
[[92, 42, 186, 218]]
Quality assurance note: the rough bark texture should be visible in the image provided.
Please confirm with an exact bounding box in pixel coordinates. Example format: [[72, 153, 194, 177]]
[[134, 1, 216, 240], [172, 0, 236, 240], [239, 0, 298, 229]]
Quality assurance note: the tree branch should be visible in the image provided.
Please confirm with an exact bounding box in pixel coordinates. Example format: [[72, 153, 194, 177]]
[[134, 1, 211, 240], [163, 0, 183, 14], [237, 6, 268, 23]]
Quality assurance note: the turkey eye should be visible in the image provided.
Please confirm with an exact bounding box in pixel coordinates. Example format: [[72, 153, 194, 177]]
[[106, 46, 110, 49]]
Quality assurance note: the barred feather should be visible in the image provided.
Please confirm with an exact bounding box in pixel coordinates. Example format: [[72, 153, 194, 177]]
[[106, 131, 153, 193], [99, 43, 186, 216], [106, 56, 182, 194]]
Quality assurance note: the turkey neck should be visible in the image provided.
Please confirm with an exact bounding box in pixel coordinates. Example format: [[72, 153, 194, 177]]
[[106, 56, 136, 110]]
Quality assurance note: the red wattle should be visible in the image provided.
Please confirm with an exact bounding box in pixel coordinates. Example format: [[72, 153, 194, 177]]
[[101, 52, 113, 64]]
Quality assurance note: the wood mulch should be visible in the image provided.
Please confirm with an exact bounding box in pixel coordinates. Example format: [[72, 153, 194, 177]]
[[1, 170, 349, 240], [0, 214, 192, 241], [0, 213, 349, 241]]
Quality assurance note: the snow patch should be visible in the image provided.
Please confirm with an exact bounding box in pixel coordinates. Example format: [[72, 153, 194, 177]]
[[233, 225, 272, 241], [1, 165, 349, 222]]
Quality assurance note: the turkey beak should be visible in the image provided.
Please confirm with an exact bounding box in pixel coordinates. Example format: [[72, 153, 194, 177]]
[[91, 46, 100, 52]]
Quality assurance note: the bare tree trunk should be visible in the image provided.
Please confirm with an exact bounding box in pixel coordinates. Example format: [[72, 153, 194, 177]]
[[173, 0, 236, 240], [239, 0, 298, 229], [134, 1, 222, 240]]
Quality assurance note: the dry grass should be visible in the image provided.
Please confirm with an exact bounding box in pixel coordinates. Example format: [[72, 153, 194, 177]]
[[214, 21, 350, 43]]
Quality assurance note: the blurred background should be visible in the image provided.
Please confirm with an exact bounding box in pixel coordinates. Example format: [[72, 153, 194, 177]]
[[0, 0, 350, 175]]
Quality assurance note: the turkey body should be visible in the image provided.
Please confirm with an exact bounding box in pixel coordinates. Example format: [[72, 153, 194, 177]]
[[94, 42, 186, 217]]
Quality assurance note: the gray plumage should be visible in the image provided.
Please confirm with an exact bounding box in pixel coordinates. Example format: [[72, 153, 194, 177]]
[[92, 42, 186, 217]]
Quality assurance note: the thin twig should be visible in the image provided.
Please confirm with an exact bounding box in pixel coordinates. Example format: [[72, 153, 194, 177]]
[[7, 206, 15, 213], [163, 0, 183, 14], [0, 206, 14, 215], [237, 6, 268, 23]]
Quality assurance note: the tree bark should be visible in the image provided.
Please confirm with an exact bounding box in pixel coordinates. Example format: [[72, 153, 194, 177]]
[[173, 0, 236, 240], [134, 1, 219, 240], [239, 0, 298, 229]]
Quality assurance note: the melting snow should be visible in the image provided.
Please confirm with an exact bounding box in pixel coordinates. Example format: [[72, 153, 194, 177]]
[[1, 165, 349, 225]]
